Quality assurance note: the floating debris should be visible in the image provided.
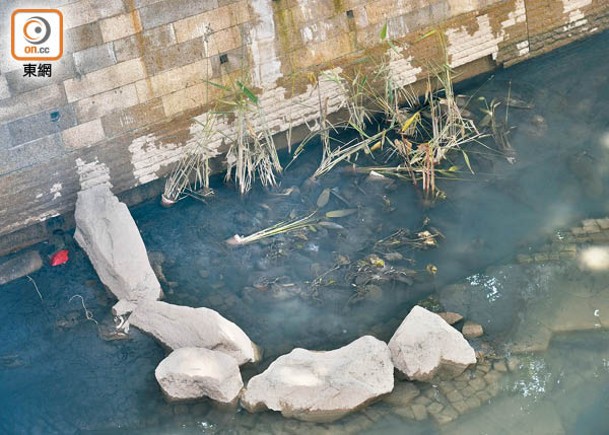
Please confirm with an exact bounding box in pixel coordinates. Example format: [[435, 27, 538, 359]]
[[417, 230, 439, 248], [50, 249, 69, 266], [318, 221, 346, 231], [367, 254, 385, 268], [316, 188, 331, 208], [226, 212, 317, 246], [503, 96, 534, 109], [325, 209, 357, 218], [347, 254, 417, 287], [374, 226, 442, 252], [426, 264, 438, 275]]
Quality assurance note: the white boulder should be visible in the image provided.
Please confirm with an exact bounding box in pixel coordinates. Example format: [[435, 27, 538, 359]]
[[155, 347, 243, 403], [241, 335, 394, 422], [388, 305, 476, 381], [74, 185, 162, 303], [129, 300, 260, 365]]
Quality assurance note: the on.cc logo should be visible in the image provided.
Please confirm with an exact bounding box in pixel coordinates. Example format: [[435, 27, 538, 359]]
[[11, 9, 63, 61], [23, 16, 52, 45]]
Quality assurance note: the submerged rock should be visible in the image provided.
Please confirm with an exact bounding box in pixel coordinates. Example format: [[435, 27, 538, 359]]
[[0, 250, 43, 286], [241, 335, 394, 423], [383, 382, 420, 407], [388, 306, 476, 381], [155, 347, 243, 403], [129, 300, 260, 365], [438, 312, 464, 325], [55, 311, 82, 329], [462, 321, 484, 338], [0, 354, 26, 369], [74, 185, 163, 303]]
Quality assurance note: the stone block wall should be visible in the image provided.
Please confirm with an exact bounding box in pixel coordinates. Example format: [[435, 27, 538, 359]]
[[0, 0, 608, 253]]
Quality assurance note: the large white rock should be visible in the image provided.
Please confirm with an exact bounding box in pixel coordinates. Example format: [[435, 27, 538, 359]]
[[155, 347, 243, 403], [388, 305, 476, 381], [241, 335, 394, 423], [74, 185, 162, 303], [130, 300, 260, 365]]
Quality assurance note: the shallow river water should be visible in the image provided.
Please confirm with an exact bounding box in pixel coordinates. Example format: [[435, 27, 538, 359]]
[[1, 31, 609, 434]]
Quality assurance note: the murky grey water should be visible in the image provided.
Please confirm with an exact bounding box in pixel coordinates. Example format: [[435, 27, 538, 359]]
[[1, 31, 609, 434]]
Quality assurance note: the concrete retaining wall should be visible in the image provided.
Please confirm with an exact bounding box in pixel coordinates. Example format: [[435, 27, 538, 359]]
[[1, 0, 608, 254]]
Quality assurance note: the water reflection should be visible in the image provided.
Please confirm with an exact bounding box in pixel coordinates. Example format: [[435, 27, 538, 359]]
[[578, 246, 609, 270], [465, 274, 502, 303]]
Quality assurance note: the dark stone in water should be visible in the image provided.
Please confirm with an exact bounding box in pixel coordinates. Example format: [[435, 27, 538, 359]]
[[55, 311, 82, 329], [0, 250, 43, 285], [0, 354, 26, 369]]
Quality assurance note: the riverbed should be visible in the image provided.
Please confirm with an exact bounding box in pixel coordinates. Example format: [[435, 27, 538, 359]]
[[1, 30, 609, 434]]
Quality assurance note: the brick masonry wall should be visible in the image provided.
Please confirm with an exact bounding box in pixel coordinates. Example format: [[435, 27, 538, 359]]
[[0, 0, 608, 253]]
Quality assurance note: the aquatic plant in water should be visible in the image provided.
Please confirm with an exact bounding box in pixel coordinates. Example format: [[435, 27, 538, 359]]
[[163, 24, 486, 203], [286, 26, 485, 204], [162, 113, 220, 206], [377, 29, 483, 200], [226, 211, 317, 246], [222, 81, 282, 195]]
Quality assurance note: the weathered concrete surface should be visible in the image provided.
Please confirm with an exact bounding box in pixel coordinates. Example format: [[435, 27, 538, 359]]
[[388, 306, 476, 381], [0, 250, 43, 285], [155, 347, 243, 403], [74, 185, 163, 303], [129, 300, 260, 365], [0, 0, 608, 254], [241, 335, 394, 423]]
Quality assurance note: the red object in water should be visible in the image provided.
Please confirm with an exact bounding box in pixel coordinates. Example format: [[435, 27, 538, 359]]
[[50, 249, 69, 266]]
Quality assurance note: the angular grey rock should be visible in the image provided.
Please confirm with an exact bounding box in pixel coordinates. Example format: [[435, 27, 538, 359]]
[[74, 185, 162, 303], [389, 305, 476, 381], [241, 335, 394, 423], [130, 300, 260, 365], [0, 250, 42, 285], [155, 347, 243, 403]]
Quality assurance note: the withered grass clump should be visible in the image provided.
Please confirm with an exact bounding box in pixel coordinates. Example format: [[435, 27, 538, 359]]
[[291, 27, 486, 204], [162, 113, 220, 206], [222, 81, 282, 195], [163, 24, 487, 205]]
